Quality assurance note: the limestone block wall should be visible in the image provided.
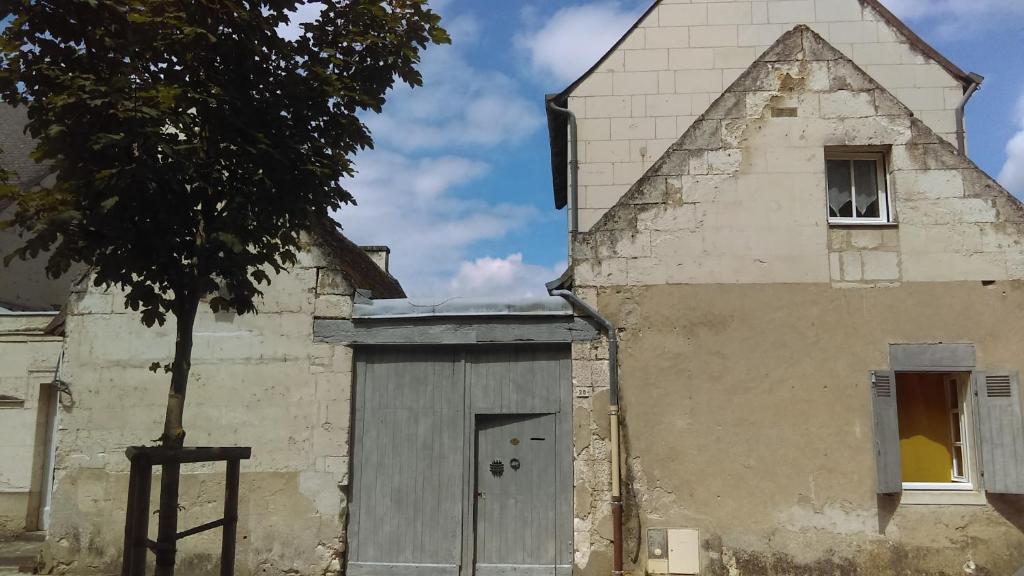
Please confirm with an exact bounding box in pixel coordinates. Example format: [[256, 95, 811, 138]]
[[45, 244, 359, 576], [572, 28, 1024, 289], [564, 0, 966, 231], [0, 314, 62, 534], [567, 286, 615, 574]]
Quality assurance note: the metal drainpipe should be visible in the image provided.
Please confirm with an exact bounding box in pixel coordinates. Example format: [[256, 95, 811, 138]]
[[548, 289, 623, 576], [955, 74, 984, 156], [547, 100, 580, 236]]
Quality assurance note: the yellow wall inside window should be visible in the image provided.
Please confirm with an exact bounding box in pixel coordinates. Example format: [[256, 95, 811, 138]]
[[896, 373, 953, 483]]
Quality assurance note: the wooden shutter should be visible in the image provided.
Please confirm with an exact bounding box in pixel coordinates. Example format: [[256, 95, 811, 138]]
[[870, 370, 902, 494], [974, 371, 1024, 494]]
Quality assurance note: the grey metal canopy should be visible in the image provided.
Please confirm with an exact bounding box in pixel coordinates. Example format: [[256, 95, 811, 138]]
[[354, 296, 575, 319]]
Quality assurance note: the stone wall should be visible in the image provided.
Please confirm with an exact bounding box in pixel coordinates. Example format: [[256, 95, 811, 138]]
[[44, 243, 359, 576], [0, 313, 62, 535], [564, 0, 966, 231], [573, 28, 1024, 288]]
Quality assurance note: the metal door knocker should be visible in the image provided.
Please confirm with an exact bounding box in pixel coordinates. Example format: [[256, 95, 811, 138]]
[[490, 459, 504, 477], [510, 458, 520, 471]]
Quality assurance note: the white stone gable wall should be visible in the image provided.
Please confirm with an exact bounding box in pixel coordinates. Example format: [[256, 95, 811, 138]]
[[571, 27, 1024, 289], [566, 0, 966, 231]]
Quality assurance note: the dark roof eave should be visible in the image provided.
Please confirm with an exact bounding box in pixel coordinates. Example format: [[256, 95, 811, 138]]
[[544, 266, 573, 293], [546, 93, 570, 210], [311, 218, 406, 300]]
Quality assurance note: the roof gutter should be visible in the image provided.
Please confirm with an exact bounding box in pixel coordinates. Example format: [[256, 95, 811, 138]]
[[548, 287, 623, 576], [955, 72, 985, 156], [546, 98, 579, 235]]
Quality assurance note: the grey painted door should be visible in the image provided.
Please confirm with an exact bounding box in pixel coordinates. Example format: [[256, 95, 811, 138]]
[[474, 414, 558, 576], [351, 345, 572, 576], [349, 348, 465, 576]]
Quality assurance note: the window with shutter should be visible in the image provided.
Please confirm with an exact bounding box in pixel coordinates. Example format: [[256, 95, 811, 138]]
[[973, 371, 1024, 494], [871, 370, 983, 494], [897, 373, 974, 490]]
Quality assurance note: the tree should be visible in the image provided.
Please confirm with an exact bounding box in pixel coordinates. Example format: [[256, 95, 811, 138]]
[[0, 1, 447, 573]]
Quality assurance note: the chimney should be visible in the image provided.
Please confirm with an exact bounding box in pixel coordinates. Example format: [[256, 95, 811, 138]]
[[360, 246, 391, 273]]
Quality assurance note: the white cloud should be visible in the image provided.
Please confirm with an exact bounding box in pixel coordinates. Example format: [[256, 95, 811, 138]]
[[885, 0, 1024, 33], [365, 42, 542, 152], [282, 5, 558, 298], [449, 253, 567, 298], [337, 150, 545, 297], [516, 2, 642, 84], [998, 94, 1024, 198]]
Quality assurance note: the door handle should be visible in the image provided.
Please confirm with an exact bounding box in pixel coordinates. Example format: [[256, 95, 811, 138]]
[[475, 491, 485, 500]]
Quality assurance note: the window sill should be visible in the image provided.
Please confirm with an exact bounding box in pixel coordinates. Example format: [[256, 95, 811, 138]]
[[902, 482, 974, 491], [827, 220, 898, 228], [900, 490, 987, 506]]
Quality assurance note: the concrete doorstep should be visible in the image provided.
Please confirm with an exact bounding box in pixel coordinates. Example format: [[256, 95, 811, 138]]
[[0, 532, 44, 574]]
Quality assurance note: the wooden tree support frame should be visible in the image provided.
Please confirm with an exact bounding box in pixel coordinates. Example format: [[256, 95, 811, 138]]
[[121, 446, 252, 576]]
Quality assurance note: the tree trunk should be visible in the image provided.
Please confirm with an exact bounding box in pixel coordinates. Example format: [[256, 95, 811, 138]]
[[154, 293, 201, 576], [162, 294, 200, 448]]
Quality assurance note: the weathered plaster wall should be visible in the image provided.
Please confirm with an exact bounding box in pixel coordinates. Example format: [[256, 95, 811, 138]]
[[598, 282, 1024, 575], [568, 28, 1024, 575], [45, 244, 358, 575], [0, 314, 62, 534], [566, 0, 966, 231]]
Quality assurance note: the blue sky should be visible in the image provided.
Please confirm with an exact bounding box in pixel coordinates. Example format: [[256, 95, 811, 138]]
[[320, 0, 1024, 298]]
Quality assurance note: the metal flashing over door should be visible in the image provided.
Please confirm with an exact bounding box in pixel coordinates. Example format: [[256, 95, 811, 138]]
[[349, 345, 573, 576]]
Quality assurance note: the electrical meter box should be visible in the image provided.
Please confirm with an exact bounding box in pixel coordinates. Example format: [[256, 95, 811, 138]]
[[647, 528, 699, 575]]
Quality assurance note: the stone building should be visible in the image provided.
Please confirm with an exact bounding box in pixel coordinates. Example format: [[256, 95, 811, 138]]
[[1, 105, 72, 539], [0, 104, 412, 574], [40, 231, 405, 575], [544, 1, 1024, 574]]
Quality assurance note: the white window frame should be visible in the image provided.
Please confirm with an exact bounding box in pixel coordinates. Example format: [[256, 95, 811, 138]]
[[901, 373, 976, 492], [825, 152, 891, 225], [947, 375, 970, 484]]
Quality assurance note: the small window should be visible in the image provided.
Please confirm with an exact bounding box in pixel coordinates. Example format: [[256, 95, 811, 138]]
[[896, 373, 974, 491], [825, 152, 890, 224]]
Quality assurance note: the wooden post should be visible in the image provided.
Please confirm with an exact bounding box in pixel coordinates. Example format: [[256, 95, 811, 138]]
[[220, 459, 240, 576], [155, 462, 181, 575], [121, 447, 250, 576], [132, 460, 153, 576], [121, 459, 139, 576], [121, 454, 153, 576]]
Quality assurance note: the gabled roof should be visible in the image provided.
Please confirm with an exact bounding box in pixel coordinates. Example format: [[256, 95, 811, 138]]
[[545, 0, 980, 210], [583, 25, 1018, 239]]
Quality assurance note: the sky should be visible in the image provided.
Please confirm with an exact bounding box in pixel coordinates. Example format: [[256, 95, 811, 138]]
[[290, 0, 1024, 299]]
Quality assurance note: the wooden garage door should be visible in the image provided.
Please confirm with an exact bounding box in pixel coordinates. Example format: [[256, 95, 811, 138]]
[[349, 346, 572, 576], [349, 348, 466, 576]]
